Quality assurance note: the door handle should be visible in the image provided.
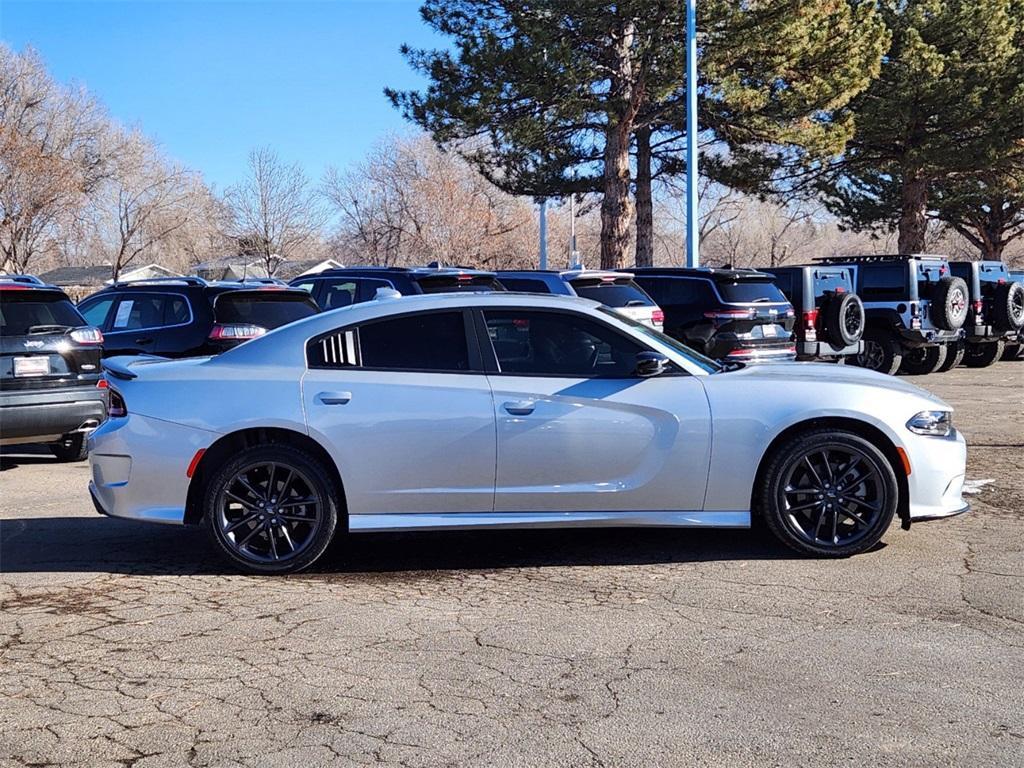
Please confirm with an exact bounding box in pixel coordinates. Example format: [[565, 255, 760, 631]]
[[503, 399, 536, 416], [135, 337, 153, 345], [317, 391, 352, 405]]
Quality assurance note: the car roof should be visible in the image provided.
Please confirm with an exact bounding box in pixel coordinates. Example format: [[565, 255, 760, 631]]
[[632, 267, 774, 281], [314, 266, 498, 278]]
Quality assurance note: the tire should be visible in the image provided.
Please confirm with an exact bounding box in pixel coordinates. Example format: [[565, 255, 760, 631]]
[[850, 329, 903, 375], [1001, 343, 1022, 361], [963, 339, 1005, 368], [937, 341, 965, 372], [991, 281, 1024, 332], [931, 276, 969, 331], [202, 444, 341, 575], [50, 433, 88, 462], [899, 344, 947, 375], [822, 293, 865, 347], [757, 428, 898, 557]]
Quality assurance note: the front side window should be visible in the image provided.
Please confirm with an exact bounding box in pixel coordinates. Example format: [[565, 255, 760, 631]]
[[483, 309, 644, 377]]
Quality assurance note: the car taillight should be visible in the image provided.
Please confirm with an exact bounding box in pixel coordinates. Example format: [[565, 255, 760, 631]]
[[208, 324, 267, 341], [652, 309, 664, 325], [802, 308, 819, 341], [70, 327, 104, 345], [973, 299, 984, 319], [96, 378, 109, 389], [704, 309, 755, 324], [108, 388, 127, 418]]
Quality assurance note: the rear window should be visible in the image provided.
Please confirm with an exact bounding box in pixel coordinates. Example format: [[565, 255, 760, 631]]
[[715, 280, 788, 304], [0, 290, 86, 336], [570, 279, 655, 307], [215, 292, 318, 330], [917, 263, 948, 300], [415, 275, 504, 294], [812, 270, 854, 299], [498, 277, 555, 294]]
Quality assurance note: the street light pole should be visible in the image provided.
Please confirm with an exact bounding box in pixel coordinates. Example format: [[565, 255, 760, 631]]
[[538, 198, 548, 270], [685, 0, 700, 268]]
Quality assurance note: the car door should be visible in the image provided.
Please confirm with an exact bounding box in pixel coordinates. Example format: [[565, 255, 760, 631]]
[[301, 308, 497, 517], [479, 308, 712, 514]]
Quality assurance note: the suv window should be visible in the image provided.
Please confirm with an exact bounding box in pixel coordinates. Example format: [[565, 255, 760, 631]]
[[214, 292, 317, 329], [0, 290, 85, 335], [110, 294, 167, 330], [321, 281, 358, 309], [570, 279, 655, 307], [715, 279, 787, 304], [859, 265, 907, 300], [499, 277, 555, 294], [415, 275, 503, 294], [637, 277, 700, 306], [79, 296, 115, 328], [484, 309, 643, 377], [360, 311, 469, 371]]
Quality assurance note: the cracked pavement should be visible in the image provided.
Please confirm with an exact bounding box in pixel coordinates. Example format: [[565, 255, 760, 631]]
[[1, 362, 1022, 767]]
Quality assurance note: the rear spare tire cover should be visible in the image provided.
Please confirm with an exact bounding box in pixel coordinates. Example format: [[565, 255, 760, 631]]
[[824, 292, 865, 347], [993, 281, 1024, 331], [931, 276, 969, 331]]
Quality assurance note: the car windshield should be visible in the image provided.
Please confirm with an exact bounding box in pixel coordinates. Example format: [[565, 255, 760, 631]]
[[716, 279, 788, 304], [0, 290, 86, 335], [215, 292, 319, 329], [596, 306, 721, 373], [571, 279, 655, 307]]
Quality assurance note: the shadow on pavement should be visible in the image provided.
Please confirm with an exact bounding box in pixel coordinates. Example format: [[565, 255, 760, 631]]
[[0, 444, 60, 471], [0, 513, 797, 577]]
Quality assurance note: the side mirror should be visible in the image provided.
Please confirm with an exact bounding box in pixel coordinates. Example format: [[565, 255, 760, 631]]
[[635, 351, 669, 377]]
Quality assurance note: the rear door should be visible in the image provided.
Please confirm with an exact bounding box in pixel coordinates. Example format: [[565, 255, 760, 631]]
[[93, 292, 189, 356]]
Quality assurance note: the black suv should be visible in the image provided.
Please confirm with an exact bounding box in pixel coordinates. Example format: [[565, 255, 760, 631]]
[[813, 255, 968, 375], [1, 276, 108, 460], [948, 261, 1024, 368], [78, 277, 319, 357], [290, 267, 505, 310], [632, 268, 796, 362], [762, 265, 865, 361]]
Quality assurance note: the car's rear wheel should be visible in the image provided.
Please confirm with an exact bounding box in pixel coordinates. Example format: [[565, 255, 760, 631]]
[[936, 341, 965, 372], [758, 429, 898, 557], [963, 339, 1005, 368], [203, 445, 340, 574], [851, 330, 902, 375], [1001, 343, 1022, 361], [50, 433, 87, 462], [899, 344, 946, 375]]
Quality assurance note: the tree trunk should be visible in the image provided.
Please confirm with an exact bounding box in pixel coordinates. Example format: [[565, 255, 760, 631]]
[[634, 124, 653, 268], [897, 175, 929, 254]]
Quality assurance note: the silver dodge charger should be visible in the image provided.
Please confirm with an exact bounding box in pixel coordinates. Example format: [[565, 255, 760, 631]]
[[88, 292, 968, 574]]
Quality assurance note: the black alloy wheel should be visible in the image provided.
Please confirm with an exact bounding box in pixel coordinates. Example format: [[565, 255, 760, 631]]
[[204, 445, 339, 574], [759, 429, 898, 557], [852, 330, 902, 376]]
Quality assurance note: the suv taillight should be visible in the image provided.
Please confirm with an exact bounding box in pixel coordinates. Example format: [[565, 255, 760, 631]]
[[108, 388, 127, 418], [973, 299, 984, 321], [209, 324, 267, 341], [70, 327, 104, 345], [910, 302, 922, 330], [802, 308, 819, 341], [652, 309, 665, 326], [703, 309, 755, 325]]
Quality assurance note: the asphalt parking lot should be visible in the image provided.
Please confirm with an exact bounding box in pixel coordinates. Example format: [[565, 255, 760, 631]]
[[1, 362, 1022, 768]]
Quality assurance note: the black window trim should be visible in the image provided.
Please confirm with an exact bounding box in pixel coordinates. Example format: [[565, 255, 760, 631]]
[[83, 291, 194, 334], [472, 306, 689, 379], [306, 307, 484, 374]]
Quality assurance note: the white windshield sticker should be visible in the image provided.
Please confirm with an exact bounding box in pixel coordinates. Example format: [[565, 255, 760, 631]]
[[113, 300, 134, 328]]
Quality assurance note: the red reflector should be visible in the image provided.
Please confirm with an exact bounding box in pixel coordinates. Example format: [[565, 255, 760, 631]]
[[186, 449, 206, 479], [652, 309, 665, 324], [835, 286, 846, 294], [456, 274, 472, 282], [512, 318, 529, 328], [96, 378, 109, 389], [803, 308, 820, 330]]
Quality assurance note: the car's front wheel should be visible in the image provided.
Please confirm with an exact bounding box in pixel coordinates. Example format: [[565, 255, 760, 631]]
[[50, 433, 87, 462], [203, 445, 340, 574], [851, 330, 902, 375], [758, 429, 898, 557]]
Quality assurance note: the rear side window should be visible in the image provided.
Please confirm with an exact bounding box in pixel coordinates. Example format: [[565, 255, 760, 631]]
[[414, 275, 504, 294], [715, 280, 788, 304], [635, 277, 703, 306], [320, 281, 358, 309], [570, 279, 655, 307], [498, 277, 555, 294], [215, 292, 318, 330], [0, 291, 85, 335]]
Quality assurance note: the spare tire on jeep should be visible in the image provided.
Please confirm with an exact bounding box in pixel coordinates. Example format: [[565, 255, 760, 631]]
[[991, 281, 1024, 332], [822, 292, 865, 347], [930, 276, 969, 331]]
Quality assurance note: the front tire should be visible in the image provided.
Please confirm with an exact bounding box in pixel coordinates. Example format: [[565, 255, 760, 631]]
[[202, 445, 340, 574], [899, 345, 947, 375], [50, 433, 87, 462], [936, 342, 965, 372], [963, 339, 1005, 368], [757, 429, 898, 557]]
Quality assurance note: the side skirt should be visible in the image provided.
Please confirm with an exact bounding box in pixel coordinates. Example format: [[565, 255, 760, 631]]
[[347, 510, 750, 533]]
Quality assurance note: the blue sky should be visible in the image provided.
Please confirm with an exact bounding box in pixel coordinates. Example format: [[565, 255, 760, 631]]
[[0, 0, 440, 190]]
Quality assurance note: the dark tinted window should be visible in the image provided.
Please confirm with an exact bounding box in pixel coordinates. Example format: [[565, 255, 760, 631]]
[[415, 275, 504, 294], [570, 279, 655, 307], [859, 265, 907, 300], [498, 277, 555, 294], [110, 294, 167, 330], [635, 277, 700, 306], [715, 279, 788, 303], [917, 263, 948, 300], [359, 311, 469, 371], [484, 309, 643, 377], [215, 293, 319, 330], [320, 281, 358, 309], [79, 296, 115, 328], [811, 270, 855, 300], [165, 297, 191, 324], [0, 291, 85, 335], [767, 271, 795, 298]]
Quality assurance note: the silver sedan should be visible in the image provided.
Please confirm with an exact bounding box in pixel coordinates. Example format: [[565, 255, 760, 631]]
[[88, 292, 968, 574]]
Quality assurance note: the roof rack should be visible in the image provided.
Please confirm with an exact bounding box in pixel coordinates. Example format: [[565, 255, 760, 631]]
[[813, 254, 948, 264], [111, 276, 209, 287], [0, 274, 45, 285]]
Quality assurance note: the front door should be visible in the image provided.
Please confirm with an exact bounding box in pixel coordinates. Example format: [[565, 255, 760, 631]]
[[479, 308, 712, 513]]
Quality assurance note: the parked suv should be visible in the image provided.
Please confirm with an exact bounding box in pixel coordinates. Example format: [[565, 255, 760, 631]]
[[632, 268, 796, 362], [813, 255, 968, 375], [496, 270, 664, 329], [762, 265, 865, 361], [947, 261, 1024, 368], [78, 277, 319, 357], [291, 267, 505, 310], [1, 276, 108, 460]]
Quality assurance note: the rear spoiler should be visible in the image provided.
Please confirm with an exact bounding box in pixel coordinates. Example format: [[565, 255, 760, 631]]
[[101, 355, 170, 380]]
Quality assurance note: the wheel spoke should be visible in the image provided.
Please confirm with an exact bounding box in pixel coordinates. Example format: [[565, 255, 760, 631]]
[[838, 506, 869, 527], [237, 523, 266, 548], [279, 513, 315, 523], [830, 506, 838, 543], [236, 475, 265, 503], [803, 456, 824, 487], [268, 527, 280, 560], [845, 495, 881, 513], [265, 463, 277, 499], [225, 490, 257, 509], [278, 524, 296, 552], [277, 469, 295, 503], [278, 498, 316, 509], [224, 513, 259, 534], [820, 450, 835, 482], [787, 499, 822, 513], [813, 507, 828, 541]]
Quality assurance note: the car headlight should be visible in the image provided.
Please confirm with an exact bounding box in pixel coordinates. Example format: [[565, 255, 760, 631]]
[[907, 410, 952, 436]]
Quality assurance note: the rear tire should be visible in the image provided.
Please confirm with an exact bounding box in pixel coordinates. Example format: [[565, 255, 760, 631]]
[[936, 342, 965, 372], [851, 330, 903, 376], [1001, 343, 1022, 361], [50, 433, 87, 462], [899, 345, 946, 375], [757, 429, 898, 557], [202, 444, 340, 574], [963, 339, 1005, 368]]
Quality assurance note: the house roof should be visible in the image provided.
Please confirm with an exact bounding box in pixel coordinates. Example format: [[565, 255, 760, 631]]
[[275, 258, 344, 279], [37, 265, 113, 286]]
